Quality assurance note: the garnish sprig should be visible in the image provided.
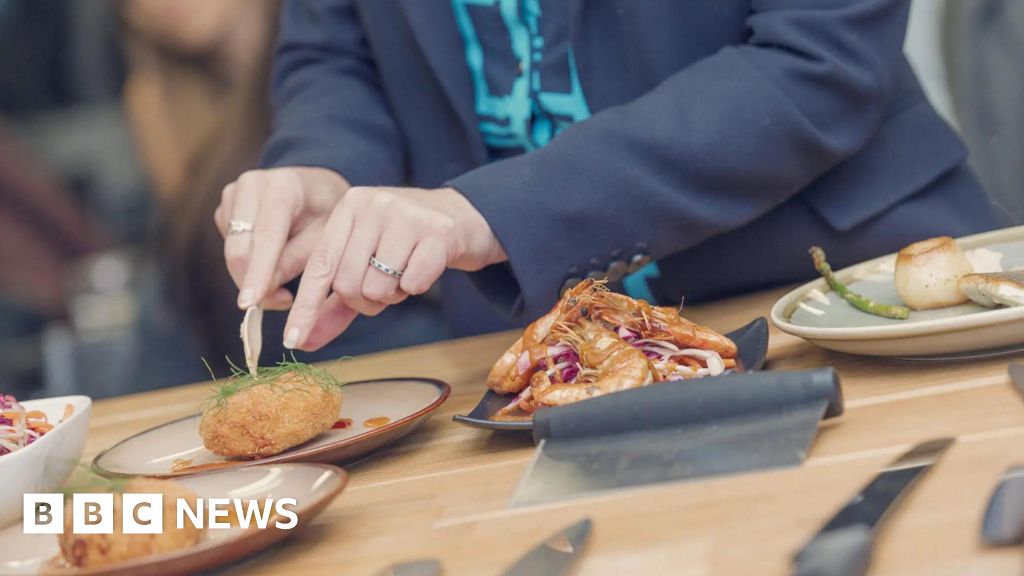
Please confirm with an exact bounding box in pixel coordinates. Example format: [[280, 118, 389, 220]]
[[201, 355, 344, 414]]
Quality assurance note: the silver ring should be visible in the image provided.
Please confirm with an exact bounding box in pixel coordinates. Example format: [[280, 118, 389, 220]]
[[369, 256, 403, 279], [228, 219, 254, 235]]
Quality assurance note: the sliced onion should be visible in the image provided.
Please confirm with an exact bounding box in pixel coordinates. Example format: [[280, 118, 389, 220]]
[[643, 347, 679, 359], [545, 362, 571, 377], [547, 344, 570, 356], [501, 387, 533, 412], [704, 354, 725, 376], [635, 338, 679, 351]]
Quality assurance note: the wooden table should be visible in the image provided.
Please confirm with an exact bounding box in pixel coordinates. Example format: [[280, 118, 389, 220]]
[[83, 287, 1024, 575]]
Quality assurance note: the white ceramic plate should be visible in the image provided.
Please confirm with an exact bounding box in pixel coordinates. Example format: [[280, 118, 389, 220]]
[[0, 395, 91, 528], [92, 378, 449, 479], [0, 463, 346, 576], [771, 226, 1024, 357]]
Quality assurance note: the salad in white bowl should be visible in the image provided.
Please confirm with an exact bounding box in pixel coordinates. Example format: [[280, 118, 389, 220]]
[[0, 394, 91, 528]]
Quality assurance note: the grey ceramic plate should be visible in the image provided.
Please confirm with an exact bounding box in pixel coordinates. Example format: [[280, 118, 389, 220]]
[[771, 225, 1024, 357], [453, 317, 770, 431], [92, 378, 449, 479]]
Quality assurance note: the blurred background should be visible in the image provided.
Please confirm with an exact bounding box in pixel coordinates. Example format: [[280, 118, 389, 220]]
[[0, 0, 1021, 400]]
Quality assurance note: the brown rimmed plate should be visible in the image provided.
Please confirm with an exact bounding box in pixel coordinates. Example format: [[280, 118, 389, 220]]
[[0, 463, 346, 576], [453, 317, 769, 431], [92, 378, 449, 479]]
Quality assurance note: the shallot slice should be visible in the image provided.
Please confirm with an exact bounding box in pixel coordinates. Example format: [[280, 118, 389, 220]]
[[501, 387, 533, 412], [635, 338, 679, 351]]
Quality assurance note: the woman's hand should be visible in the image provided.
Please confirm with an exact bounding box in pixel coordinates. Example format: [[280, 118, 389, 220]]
[[214, 166, 350, 311], [282, 186, 507, 351]]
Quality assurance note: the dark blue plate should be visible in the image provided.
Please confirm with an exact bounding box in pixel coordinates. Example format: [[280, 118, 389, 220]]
[[453, 317, 770, 431]]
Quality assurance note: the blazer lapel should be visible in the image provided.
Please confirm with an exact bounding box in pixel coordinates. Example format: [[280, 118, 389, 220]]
[[398, 0, 485, 162]]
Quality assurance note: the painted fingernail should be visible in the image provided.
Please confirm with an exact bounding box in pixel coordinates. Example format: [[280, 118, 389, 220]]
[[238, 289, 254, 308], [283, 328, 301, 349]]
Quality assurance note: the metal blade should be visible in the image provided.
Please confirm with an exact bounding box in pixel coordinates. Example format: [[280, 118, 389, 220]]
[[503, 518, 592, 576], [511, 401, 827, 508], [375, 559, 442, 576], [816, 437, 954, 533], [982, 465, 1024, 546], [1009, 364, 1024, 398], [793, 438, 954, 576], [241, 306, 263, 377]]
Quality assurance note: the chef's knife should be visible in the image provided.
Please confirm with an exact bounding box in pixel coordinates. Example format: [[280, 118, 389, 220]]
[[503, 518, 592, 576], [793, 437, 954, 576], [375, 559, 442, 576], [1009, 363, 1024, 399], [981, 464, 1024, 546]]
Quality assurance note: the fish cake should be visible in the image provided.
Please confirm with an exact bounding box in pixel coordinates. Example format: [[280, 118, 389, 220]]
[[200, 369, 343, 459], [57, 479, 202, 569]]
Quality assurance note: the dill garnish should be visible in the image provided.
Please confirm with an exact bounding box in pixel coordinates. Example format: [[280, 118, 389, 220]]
[[200, 354, 345, 414]]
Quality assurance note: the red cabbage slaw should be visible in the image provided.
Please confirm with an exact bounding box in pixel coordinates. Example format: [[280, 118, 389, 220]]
[[0, 394, 65, 456]]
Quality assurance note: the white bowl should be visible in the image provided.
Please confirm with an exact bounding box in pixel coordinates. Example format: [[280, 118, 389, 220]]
[[0, 395, 91, 528]]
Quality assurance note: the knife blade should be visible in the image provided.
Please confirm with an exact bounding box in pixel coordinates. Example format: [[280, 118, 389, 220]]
[[375, 559, 442, 576], [241, 306, 263, 377], [793, 437, 954, 576], [1009, 364, 1024, 398], [503, 518, 592, 576], [981, 464, 1024, 546]]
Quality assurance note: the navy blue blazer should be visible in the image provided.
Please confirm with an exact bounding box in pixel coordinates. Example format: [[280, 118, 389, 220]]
[[262, 0, 1000, 335]]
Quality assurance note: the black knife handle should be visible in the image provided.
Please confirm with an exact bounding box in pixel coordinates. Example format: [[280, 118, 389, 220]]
[[793, 525, 873, 576], [534, 368, 843, 443]]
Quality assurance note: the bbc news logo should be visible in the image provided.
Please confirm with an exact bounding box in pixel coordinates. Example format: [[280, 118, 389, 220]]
[[23, 494, 299, 534]]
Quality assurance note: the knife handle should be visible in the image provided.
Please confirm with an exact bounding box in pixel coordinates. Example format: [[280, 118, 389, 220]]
[[534, 368, 843, 443], [793, 525, 873, 576]]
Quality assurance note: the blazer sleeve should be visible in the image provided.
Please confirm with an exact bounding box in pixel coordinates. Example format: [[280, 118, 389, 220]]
[[261, 0, 405, 186], [448, 0, 911, 320]]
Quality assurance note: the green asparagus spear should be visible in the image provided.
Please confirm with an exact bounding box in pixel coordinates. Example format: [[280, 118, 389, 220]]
[[809, 246, 910, 320]]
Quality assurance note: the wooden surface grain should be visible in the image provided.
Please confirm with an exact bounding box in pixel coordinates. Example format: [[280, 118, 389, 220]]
[[82, 287, 1024, 575]]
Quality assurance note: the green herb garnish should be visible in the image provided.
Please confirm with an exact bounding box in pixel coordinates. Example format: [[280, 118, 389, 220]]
[[200, 354, 345, 414]]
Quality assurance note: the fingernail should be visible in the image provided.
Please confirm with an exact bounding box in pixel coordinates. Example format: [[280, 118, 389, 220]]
[[238, 289, 254, 308], [283, 328, 301, 349]]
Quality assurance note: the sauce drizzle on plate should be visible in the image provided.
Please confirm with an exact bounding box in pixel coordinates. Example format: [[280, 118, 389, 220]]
[[363, 416, 390, 429]]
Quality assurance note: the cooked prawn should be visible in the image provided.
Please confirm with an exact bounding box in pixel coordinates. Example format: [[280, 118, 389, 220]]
[[593, 291, 737, 358], [486, 280, 606, 393], [532, 321, 654, 407], [487, 278, 737, 414]]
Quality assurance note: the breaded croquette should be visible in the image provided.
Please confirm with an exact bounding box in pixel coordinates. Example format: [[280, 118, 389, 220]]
[[57, 479, 202, 568], [200, 365, 343, 459]]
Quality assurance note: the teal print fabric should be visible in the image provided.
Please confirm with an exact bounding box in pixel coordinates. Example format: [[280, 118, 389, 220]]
[[452, 0, 590, 154], [452, 0, 660, 302]]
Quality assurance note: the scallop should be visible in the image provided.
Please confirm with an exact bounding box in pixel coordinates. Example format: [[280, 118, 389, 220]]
[[894, 236, 973, 310]]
